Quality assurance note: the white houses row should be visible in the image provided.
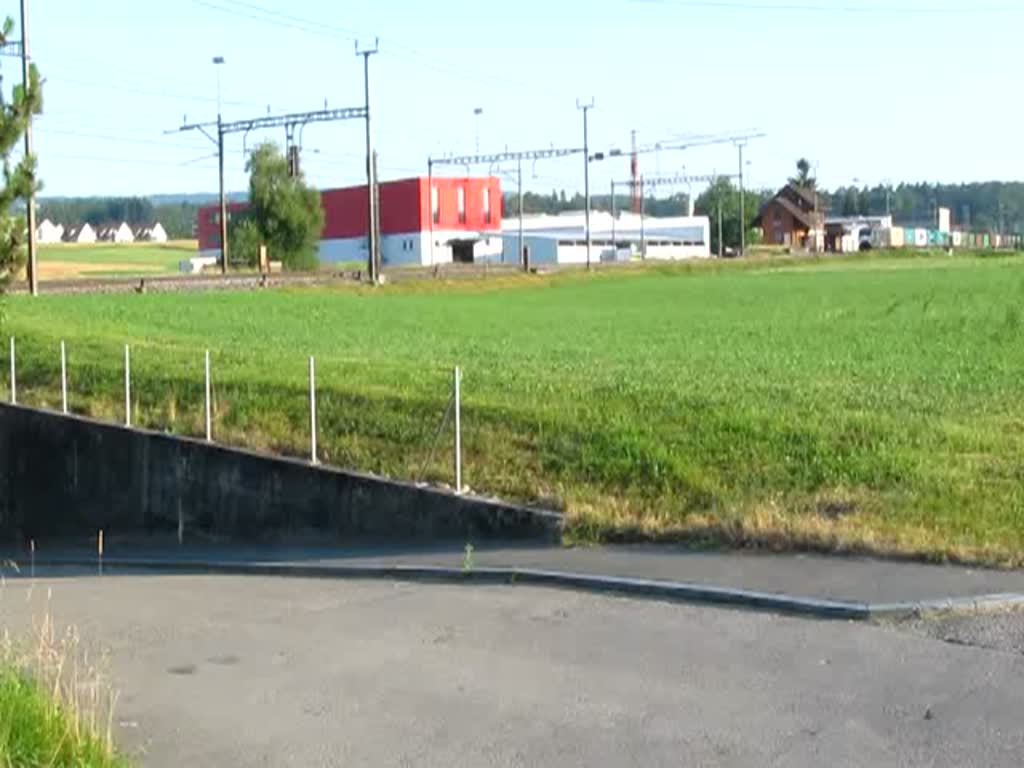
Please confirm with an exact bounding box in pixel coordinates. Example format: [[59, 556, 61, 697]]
[[36, 219, 169, 245]]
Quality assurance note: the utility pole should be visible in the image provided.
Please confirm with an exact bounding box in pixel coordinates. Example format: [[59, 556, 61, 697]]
[[517, 156, 526, 272], [212, 56, 228, 274], [736, 141, 746, 257], [20, 0, 37, 295], [357, 39, 379, 283], [639, 176, 646, 258], [610, 180, 616, 252], [217, 118, 228, 273], [473, 107, 483, 154], [372, 150, 382, 277], [717, 203, 723, 258], [427, 158, 435, 265], [577, 98, 594, 269], [630, 129, 640, 214]]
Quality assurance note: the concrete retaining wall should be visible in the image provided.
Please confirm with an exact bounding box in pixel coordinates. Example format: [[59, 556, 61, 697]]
[[0, 404, 560, 543]]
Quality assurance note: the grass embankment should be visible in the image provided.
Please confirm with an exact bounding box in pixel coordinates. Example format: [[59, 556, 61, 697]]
[[38, 241, 197, 279], [6, 251, 1024, 564]]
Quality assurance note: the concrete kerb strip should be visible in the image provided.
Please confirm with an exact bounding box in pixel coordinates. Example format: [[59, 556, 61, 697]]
[[21, 556, 1024, 621], [25, 556, 872, 620], [868, 593, 1024, 621]]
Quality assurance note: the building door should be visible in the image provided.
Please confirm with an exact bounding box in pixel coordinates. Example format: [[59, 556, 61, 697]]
[[451, 240, 475, 263]]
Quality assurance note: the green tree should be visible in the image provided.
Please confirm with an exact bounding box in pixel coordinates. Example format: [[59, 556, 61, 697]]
[[0, 16, 43, 291], [228, 215, 262, 267], [241, 142, 323, 271], [694, 177, 765, 255], [790, 158, 815, 189]]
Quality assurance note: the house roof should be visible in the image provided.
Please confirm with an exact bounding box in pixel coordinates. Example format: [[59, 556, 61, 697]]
[[754, 195, 820, 230], [786, 183, 823, 211]]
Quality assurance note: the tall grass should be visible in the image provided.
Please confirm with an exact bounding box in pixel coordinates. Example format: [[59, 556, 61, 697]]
[[6, 253, 1024, 563], [0, 584, 126, 767]]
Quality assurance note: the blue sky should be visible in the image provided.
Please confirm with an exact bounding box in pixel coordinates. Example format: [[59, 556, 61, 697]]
[[10, 0, 1023, 198]]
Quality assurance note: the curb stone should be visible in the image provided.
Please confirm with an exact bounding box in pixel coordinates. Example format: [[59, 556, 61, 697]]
[[18, 556, 1024, 622]]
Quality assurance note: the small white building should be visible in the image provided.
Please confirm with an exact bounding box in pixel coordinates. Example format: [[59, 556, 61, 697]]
[[500, 211, 711, 265], [62, 223, 97, 244], [36, 218, 65, 244], [97, 222, 135, 243], [135, 222, 169, 243]]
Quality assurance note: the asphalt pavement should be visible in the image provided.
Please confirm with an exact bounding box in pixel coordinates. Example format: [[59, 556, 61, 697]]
[[2, 573, 1024, 767]]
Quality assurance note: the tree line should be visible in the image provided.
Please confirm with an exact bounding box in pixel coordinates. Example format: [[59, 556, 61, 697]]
[[37, 197, 199, 239], [32, 179, 1024, 253], [822, 182, 1024, 232]]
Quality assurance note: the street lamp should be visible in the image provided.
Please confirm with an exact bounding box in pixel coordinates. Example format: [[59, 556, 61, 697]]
[[213, 56, 225, 116], [473, 107, 483, 154], [213, 55, 227, 275]]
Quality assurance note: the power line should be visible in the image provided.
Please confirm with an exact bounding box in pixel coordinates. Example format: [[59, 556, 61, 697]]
[[37, 127, 211, 150], [46, 74, 270, 109], [630, 0, 1013, 13], [212, 0, 362, 35], [40, 152, 217, 168], [190, 0, 561, 95], [191, 0, 350, 37]]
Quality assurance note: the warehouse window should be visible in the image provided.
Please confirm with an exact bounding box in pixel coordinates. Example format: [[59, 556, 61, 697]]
[[431, 186, 440, 225], [483, 187, 492, 224], [457, 187, 466, 224]]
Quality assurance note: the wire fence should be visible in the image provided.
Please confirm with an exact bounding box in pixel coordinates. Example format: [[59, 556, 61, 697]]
[[5, 335, 467, 495]]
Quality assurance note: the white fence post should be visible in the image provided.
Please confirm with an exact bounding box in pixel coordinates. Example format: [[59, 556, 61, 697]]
[[309, 356, 317, 464], [60, 340, 68, 414], [453, 365, 462, 494], [8, 337, 15, 405], [124, 344, 131, 427], [204, 349, 212, 441]]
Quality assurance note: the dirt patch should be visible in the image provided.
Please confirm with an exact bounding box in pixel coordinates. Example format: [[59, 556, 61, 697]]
[[39, 261, 168, 279]]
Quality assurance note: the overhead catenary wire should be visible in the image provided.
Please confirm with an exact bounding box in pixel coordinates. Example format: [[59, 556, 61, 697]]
[[191, 0, 352, 38], [41, 152, 218, 168], [630, 0, 1014, 13], [190, 0, 564, 97], [45, 73, 273, 110], [36, 127, 213, 151]]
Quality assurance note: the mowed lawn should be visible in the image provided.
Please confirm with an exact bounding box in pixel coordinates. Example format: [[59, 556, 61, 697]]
[[38, 241, 196, 279], [6, 253, 1024, 563]]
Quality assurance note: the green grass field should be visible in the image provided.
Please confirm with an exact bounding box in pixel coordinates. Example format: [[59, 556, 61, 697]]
[[38, 241, 197, 278], [5, 252, 1024, 563]]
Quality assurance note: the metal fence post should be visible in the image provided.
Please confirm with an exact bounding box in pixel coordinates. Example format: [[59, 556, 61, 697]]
[[309, 356, 317, 464], [60, 340, 68, 414], [204, 349, 212, 441], [453, 365, 462, 494], [8, 337, 15, 405], [124, 344, 131, 427]]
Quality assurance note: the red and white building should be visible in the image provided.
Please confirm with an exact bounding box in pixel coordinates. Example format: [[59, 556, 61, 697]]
[[197, 176, 504, 267]]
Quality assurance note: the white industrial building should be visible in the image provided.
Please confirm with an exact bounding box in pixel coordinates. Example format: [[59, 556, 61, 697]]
[[498, 211, 711, 265]]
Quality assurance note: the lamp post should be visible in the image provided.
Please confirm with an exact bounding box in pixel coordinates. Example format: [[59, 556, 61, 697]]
[[473, 107, 483, 154], [213, 56, 228, 275]]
